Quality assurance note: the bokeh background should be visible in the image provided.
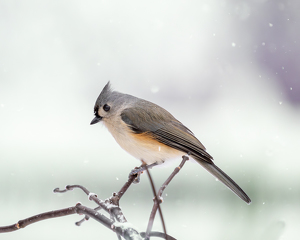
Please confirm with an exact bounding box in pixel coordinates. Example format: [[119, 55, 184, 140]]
[[1, 0, 299, 239]]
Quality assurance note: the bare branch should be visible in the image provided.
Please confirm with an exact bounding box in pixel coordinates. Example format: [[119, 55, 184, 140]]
[[1, 169, 178, 239], [144, 155, 189, 239], [145, 167, 168, 239], [54, 185, 127, 224], [118, 173, 138, 199], [0, 203, 141, 239], [0, 207, 77, 233]]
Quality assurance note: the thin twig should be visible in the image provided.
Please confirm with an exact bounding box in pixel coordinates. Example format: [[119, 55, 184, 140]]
[[53, 173, 138, 227], [54, 185, 127, 224], [75, 203, 142, 240], [145, 167, 168, 240], [54, 185, 108, 211], [0, 207, 77, 233], [75, 206, 102, 226], [53, 171, 138, 229], [144, 156, 189, 239], [118, 173, 137, 199]]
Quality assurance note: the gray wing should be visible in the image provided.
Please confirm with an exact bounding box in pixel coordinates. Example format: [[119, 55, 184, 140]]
[[120, 103, 213, 163], [121, 103, 251, 204]]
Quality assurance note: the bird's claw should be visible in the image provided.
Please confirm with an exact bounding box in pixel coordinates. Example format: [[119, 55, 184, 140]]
[[129, 167, 144, 184]]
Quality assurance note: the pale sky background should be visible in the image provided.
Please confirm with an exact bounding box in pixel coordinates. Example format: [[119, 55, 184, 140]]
[[1, 1, 299, 239]]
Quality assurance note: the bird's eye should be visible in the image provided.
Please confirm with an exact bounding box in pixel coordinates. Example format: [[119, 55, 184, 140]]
[[103, 104, 110, 112]]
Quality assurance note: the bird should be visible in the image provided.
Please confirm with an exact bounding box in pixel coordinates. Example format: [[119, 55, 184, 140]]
[[90, 82, 251, 204]]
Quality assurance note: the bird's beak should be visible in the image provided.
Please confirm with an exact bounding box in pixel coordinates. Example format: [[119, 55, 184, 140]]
[[90, 116, 102, 125]]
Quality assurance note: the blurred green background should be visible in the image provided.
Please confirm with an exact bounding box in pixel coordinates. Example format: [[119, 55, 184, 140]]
[[1, 0, 299, 239]]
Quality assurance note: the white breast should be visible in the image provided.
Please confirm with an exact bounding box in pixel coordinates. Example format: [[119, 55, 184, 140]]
[[103, 117, 183, 165]]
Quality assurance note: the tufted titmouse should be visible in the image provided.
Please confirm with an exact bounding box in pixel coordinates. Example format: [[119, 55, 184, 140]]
[[91, 82, 251, 204]]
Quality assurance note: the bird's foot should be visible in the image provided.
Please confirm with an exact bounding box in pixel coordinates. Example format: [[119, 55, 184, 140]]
[[129, 162, 158, 184], [129, 167, 143, 184]]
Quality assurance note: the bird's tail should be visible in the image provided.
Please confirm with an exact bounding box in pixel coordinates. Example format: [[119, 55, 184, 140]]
[[195, 158, 251, 204]]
